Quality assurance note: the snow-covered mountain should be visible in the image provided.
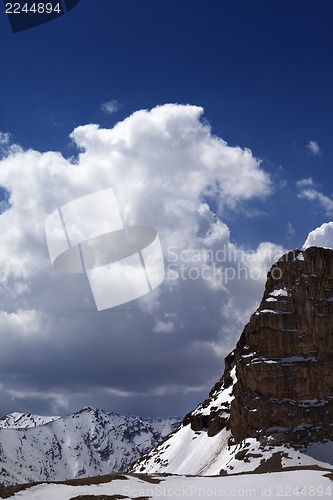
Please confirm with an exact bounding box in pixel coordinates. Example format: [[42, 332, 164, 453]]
[[0, 412, 60, 429], [0, 406, 181, 486], [132, 374, 333, 476], [133, 248, 333, 476]]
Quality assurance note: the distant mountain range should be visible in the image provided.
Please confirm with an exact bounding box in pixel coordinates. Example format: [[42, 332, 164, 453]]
[[0, 406, 181, 486]]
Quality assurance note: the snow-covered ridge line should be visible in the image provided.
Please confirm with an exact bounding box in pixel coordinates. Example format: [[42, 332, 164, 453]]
[[0, 406, 182, 486], [0, 412, 60, 429]]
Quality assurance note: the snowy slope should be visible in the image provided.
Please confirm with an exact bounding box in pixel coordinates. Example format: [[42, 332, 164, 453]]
[[131, 358, 333, 477], [132, 365, 333, 477], [2, 469, 333, 500], [0, 412, 60, 429], [132, 422, 333, 476], [0, 407, 181, 486]]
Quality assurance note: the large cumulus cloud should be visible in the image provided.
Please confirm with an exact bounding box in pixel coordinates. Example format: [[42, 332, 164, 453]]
[[0, 104, 285, 417], [303, 222, 333, 249]]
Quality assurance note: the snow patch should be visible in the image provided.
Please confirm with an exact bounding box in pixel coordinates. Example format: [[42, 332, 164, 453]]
[[257, 309, 292, 315], [270, 289, 288, 297]]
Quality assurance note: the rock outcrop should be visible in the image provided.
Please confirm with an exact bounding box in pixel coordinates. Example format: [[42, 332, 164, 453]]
[[184, 247, 333, 446], [133, 247, 333, 475]]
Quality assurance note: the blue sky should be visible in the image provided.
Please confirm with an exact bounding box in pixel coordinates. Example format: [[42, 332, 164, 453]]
[[0, 1, 332, 418], [1, 0, 332, 248]]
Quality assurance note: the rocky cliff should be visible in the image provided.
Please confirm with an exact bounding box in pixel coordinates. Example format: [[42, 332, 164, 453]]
[[133, 247, 333, 474], [183, 246, 333, 446], [231, 246, 333, 445]]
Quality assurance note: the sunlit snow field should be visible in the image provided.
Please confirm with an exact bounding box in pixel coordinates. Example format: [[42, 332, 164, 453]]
[[6, 470, 333, 500]]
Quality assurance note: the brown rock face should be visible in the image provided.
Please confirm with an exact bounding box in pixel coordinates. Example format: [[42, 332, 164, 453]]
[[188, 246, 333, 446], [230, 246, 333, 444]]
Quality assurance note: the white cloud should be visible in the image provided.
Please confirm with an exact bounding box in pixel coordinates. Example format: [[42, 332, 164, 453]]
[[0, 309, 43, 336], [297, 178, 333, 216], [298, 186, 333, 216], [303, 222, 333, 249], [296, 177, 314, 188], [306, 140, 321, 156], [0, 132, 10, 145], [100, 99, 122, 114], [0, 104, 281, 417]]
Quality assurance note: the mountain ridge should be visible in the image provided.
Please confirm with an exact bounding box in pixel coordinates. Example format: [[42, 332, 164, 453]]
[[0, 406, 181, 486], [0, 412, 60, 429]]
